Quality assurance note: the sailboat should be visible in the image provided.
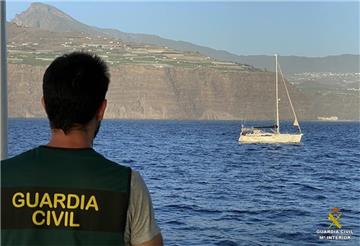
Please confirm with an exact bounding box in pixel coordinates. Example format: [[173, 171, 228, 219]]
[[239, 54, 303, 144]]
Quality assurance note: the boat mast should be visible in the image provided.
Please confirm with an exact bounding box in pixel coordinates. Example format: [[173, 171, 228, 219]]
[[275, 54, 280, 134]]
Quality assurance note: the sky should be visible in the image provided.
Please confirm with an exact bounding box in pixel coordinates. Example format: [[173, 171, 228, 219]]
[[5, 1, 360, 57]]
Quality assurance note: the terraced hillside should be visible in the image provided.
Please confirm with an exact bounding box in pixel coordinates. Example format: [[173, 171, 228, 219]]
[[7, 2, 359, 121], [7, 23, 313, 120]]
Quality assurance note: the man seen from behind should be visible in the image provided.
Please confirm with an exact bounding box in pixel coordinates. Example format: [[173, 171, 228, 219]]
[[1, 52, 163, 246]]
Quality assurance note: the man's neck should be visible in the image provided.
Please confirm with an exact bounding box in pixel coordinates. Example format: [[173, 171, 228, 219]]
[[46, 129, 93, 149]]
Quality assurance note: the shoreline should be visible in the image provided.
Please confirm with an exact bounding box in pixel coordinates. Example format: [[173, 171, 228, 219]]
[[8, 117, 360, 123]]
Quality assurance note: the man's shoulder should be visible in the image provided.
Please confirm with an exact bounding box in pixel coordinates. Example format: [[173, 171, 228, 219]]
[[1, 148, 38, 167], [1, 147, 131, 173], [94, 151, 132, 172]]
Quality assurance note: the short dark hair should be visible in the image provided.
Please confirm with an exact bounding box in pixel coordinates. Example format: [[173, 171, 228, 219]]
[[43, 52, 110, 134]]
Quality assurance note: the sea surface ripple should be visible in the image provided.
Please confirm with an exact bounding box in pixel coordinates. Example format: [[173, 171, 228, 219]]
[[7, 119, 360, 245]]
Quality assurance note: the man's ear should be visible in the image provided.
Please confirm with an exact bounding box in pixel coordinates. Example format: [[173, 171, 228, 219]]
[[97, 99, 107, 121], [41, 97, 45, 109]]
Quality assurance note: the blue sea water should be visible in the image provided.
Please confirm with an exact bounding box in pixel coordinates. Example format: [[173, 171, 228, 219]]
[[7, 119, 360, 245]]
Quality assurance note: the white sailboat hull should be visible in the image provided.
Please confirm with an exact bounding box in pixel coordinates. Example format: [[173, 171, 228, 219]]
[[239, 133, 303, 144], [239, 55, 304, 144]]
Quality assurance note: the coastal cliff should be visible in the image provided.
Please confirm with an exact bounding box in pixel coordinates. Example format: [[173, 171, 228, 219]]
[[8, 64, 313, 120]]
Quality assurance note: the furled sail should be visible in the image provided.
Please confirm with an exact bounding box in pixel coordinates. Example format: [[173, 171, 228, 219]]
[[293, 119, 299, 127]]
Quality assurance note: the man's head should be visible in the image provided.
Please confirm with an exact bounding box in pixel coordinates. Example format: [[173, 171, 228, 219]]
[[43, 52, 110, 135]]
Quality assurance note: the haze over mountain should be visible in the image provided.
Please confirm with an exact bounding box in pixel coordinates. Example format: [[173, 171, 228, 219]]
[[12, 2, 359, 73]]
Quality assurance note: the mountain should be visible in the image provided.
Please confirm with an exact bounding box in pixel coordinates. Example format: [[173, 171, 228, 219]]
[[12, 2, 100, 34], [12, 3, 359, 74], [12, 2, 241, 65], [7, 3, 359, 120], [6, 22, 317, 120]]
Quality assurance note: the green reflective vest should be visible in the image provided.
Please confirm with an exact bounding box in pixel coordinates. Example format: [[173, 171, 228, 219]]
[[1, 146, 131, 245]]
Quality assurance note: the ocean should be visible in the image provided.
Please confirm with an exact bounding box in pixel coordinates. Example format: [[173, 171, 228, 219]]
[[7, 119, 360, 245]]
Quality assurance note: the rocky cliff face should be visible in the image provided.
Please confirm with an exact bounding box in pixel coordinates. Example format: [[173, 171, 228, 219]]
[[8, 64, 313, 120], [6, 3, 358, 120], [7, 20, 314, 121], [106, 65, 313, 120]]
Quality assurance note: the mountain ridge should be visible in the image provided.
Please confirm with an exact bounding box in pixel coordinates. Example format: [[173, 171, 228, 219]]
[[6, 2, 359, 120], [11, 2, 359, 73]]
